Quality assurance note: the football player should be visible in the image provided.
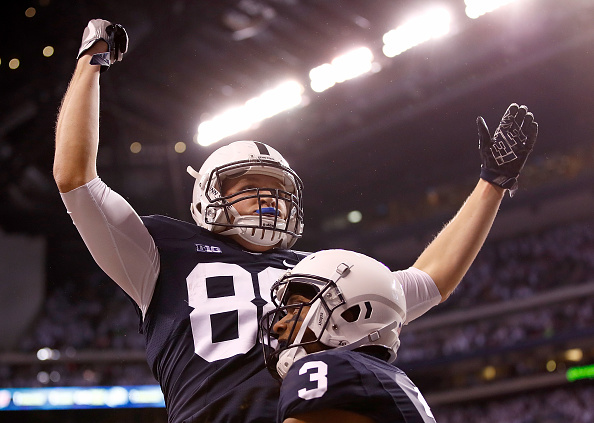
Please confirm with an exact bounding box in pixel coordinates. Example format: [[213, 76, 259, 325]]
[[53, 19, 537, 423], [259, 249, 437, 423]]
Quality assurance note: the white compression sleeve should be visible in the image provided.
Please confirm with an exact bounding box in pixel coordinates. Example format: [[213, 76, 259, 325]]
[[60, 177, 159, 317], [395, 267, 442, 324]]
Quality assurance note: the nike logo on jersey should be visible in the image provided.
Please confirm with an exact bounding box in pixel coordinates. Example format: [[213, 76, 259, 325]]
[[282, 259, 296, 268], [195, 244, 222, 253]]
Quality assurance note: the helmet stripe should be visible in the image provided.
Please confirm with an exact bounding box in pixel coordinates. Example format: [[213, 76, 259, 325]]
[[254, 141, 270, 156]]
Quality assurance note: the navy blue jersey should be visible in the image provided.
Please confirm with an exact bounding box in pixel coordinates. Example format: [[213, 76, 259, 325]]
[[278, 350, 437, 423], [139, 215, 307, 423]]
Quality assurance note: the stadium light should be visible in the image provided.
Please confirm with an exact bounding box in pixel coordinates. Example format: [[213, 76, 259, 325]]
[[196, 80, 304, 146], [464, 0, 520, 19], [382, 7, 452, 58], [309, 47, 374, 93]]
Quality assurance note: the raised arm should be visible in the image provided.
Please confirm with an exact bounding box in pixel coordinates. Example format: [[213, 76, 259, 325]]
[[54, 19, 128, 192], [52, 21, 158, 315], [413, 103, 538, 302], [54, 43, 104, 191]]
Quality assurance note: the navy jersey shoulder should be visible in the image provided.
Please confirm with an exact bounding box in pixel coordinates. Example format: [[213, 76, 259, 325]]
[[139, 215, 307, 423], [278, 350, 437, 423], [142, 215, 306, 268]]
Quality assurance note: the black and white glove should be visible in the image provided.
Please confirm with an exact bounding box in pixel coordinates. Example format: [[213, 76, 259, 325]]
[[77, 19, 128, 72], [477, 103, 538, 197]]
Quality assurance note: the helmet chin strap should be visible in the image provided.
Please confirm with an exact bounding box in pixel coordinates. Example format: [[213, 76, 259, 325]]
[[276, 347, 307, 380], [276, 301, 321, 379]]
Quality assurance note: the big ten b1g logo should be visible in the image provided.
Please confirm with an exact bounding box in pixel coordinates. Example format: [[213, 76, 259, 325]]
[[195, 244, 222, 253]]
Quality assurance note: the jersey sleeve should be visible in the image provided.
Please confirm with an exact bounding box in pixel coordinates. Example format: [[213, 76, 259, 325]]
[[394, 267, 441, 324], [60, 177, 159, 317]]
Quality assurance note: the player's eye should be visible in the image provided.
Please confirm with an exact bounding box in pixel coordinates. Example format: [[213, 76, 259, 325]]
[[285, 305, 300, 316]]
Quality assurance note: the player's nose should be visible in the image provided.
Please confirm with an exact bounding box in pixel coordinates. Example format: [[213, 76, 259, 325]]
[[272, 317, 288, 337], [259, 189, 277, 207]]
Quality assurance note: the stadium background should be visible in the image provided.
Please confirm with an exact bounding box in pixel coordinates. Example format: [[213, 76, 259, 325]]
[[1, 0, 593, 421]]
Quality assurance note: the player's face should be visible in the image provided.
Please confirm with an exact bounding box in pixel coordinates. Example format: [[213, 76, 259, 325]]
[[221, 174, 290, 252], [222, 174, 289, 220], [272, 293, 323, 354]]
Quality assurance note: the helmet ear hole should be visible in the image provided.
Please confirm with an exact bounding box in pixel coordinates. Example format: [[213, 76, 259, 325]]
[[341, 305, 361, 322]]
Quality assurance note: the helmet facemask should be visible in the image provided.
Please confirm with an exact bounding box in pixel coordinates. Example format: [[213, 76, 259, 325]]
[[188, 144, 304, 248], [260, 274, 345, 380]]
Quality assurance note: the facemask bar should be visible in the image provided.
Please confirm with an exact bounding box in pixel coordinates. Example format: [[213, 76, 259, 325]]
[[205, 187, 296, 231]]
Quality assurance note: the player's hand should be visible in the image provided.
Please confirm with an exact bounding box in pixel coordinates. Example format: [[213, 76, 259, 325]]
[[477, 103, 538, 197], [77, 19, 128, 72]]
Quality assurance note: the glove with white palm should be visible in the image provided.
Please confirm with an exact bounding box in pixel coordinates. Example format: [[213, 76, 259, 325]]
[[77, 19, 128, 72]]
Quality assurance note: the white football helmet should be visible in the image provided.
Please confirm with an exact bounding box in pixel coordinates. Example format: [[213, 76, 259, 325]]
[[259, 249, 407, 379], [187, 140, 304, 248]]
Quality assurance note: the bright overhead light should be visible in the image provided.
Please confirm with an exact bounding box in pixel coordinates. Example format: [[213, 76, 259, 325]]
[[382, 7, 451, 58], [310, 47, 374, 93], [196, 80, 304, 147], [310, 63, 335, 93], [347, 210, 363, 223], [465, 0, 520, 19]]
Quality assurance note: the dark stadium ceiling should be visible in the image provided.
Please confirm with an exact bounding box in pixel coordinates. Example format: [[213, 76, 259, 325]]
[[1, 0, 593, 244]]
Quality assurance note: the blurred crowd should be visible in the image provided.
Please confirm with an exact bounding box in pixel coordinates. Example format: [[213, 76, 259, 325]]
[[397, 217, 594, 360], [440, 217, 594, 310], [433, 384, 594, 423], [399, 294, 594, 363], [17, 270, 144, 354]]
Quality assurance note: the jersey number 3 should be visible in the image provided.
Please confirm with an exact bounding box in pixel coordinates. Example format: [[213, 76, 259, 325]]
[[186, 262, 285, 362], [297, 361, 328, 400]]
